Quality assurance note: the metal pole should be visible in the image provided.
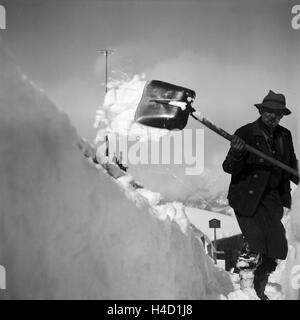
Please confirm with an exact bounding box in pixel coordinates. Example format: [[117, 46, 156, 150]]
[[105, 135, 109, 157], [99, 49, 114, 159], [99, 49, 114, 94], [105, 52, 108, 93], [214, 227, 217, 264]]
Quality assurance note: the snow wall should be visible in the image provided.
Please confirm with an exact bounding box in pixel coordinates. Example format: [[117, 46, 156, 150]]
[[280, 165, 300, 297], [0, 41, 232, 299], [281, 186, 300, 299]]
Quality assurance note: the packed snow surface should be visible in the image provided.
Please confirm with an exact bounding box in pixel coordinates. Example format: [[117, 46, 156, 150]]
[[0, 40, 234, 299], [185, 207, 241, 241]]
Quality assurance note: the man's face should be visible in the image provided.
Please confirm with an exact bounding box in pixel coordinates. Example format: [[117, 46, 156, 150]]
[[261, 108, 285, 129]]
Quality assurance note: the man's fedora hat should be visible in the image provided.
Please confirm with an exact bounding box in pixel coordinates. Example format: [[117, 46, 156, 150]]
[[254, 90, 291, 115]]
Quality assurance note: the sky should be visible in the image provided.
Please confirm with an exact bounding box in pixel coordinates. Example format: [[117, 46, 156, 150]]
[[1, 0, 299, 200]]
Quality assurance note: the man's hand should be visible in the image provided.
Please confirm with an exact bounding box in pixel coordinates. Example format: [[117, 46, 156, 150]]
[[230, 135, 246, 155]]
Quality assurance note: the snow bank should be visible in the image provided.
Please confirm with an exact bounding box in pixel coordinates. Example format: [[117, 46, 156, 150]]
[[276, 130, 300, 300], [0, 40, 232, 299], [185, 207, 241, 241], [280, 186, 300, 299], [94, 74, 169, 143]]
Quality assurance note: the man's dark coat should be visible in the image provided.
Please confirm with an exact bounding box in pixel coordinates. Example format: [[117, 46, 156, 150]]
[[223, 118, 299, 218]]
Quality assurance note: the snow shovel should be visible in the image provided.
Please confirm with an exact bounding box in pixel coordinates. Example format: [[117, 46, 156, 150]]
[[134, 80, 299, 179]]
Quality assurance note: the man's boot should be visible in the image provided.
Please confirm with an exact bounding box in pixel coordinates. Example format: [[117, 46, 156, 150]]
[[236, 242, 260, 270], [253, 255, 277, 300], [239, 269, 255, 290], [253, 274, 269, 300], [235, 241, 261, 295]]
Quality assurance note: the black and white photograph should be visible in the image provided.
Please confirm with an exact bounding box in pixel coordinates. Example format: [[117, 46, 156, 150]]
[[0, 0, 300, 302]]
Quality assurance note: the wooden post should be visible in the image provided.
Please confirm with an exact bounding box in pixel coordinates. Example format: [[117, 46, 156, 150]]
[[209, 219, 221, 264]]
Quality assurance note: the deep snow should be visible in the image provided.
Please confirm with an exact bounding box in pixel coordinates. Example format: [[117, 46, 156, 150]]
[[93, 72, 300, 300], [280, 186, 300, 299], [0, 40, 234, 299], [0, 38, 299, 300], [185, 207, 241, 241]]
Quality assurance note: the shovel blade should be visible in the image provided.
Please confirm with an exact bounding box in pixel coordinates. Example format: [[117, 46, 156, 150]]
[[134, 80, 196, 130]]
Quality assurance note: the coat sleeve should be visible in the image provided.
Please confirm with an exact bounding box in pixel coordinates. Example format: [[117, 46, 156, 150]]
[[288, 131, 299, 185], [222, 127, 248, 176]]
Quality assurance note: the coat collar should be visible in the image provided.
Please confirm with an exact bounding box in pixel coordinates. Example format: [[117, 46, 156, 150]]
[[252, 117, 289, 137]]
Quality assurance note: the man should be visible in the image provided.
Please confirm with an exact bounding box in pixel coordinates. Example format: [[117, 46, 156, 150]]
[[223, 90, 299, 299]]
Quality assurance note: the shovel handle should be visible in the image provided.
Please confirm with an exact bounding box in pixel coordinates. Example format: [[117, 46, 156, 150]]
[[191, 111, 300, 178]]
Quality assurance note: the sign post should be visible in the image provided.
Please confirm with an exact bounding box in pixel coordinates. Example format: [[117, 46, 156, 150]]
[[209, 218, 221, 264]]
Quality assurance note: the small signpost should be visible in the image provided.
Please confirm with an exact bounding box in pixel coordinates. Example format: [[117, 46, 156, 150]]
[[209, 218, 221, 264]]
